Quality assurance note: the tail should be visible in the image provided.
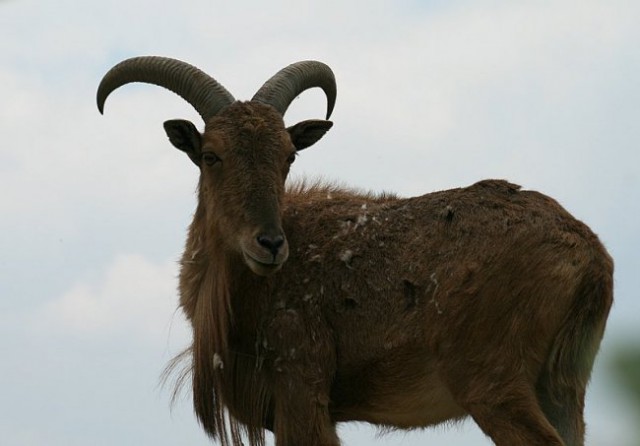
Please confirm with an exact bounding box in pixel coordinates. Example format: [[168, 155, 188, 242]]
[[537, 249, 614, 445]]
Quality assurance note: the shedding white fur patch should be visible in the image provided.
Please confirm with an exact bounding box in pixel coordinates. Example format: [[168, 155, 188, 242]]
[[213, 353, 224, 370], [429, 272, 443, 315]]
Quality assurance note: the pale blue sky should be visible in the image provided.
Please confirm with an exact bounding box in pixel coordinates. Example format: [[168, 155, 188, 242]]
[[1, 0, 639, 445]]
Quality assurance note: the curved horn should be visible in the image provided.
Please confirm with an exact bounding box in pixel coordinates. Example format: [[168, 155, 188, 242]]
[[97, 56, 235, 122], [252, 61, 337, 119]]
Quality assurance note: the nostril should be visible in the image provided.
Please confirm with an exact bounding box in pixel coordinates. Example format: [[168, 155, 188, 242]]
[[257, 234, 285, 256]]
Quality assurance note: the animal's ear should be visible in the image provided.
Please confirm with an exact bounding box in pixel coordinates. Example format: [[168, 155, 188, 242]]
[[163, 119, 202, 165], [287, 119, 333, 151]]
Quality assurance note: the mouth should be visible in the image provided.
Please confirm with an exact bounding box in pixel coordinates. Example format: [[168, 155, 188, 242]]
[[243, 251, 285, 276]]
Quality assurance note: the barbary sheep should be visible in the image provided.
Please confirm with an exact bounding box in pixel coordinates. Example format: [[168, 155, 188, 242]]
[[97, 56, 613, 446]]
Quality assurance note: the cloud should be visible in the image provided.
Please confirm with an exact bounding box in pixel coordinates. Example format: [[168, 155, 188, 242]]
[[35, 254, 187, 342]]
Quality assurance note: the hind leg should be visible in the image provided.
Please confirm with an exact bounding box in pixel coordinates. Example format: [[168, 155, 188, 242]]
[[467, 392, 565, 446], [446, 373, 565, 446], [537, 377, 586, 446]]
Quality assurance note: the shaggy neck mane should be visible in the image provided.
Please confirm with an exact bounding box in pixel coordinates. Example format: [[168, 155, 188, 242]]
[[177, 201, 268, 446], [191, 257, 232, 441]]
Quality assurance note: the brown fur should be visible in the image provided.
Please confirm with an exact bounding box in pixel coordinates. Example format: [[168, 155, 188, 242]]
[[164, 102, 613, 446]]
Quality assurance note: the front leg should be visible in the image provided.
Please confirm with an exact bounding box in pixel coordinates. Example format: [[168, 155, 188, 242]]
[[264, 307, 339, 446]]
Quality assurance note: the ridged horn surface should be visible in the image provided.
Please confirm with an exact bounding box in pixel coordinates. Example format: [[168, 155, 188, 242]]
[[252, 61, 336, 119], [96, 56, 235, 122]]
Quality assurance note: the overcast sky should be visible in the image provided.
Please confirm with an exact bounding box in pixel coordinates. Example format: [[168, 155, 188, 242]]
[[1, 0, 639, 445]]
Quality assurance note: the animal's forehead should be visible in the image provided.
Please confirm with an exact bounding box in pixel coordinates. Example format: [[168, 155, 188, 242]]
[[205, 101, 285, 134], [203, 101, 290, 157]]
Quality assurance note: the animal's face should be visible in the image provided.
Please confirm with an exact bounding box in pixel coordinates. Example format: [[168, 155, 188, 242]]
[[164, 101, 332, 276]]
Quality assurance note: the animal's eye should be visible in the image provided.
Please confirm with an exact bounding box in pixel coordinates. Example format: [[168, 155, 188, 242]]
[[286, 152, 297, 164], [202, 152, 220, 166]]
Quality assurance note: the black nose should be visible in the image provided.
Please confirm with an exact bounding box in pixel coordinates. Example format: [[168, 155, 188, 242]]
[[257, 234, 285, 256]]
